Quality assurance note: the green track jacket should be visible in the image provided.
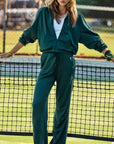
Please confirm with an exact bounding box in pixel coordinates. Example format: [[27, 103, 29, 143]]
[[19, 6, 107, 55]]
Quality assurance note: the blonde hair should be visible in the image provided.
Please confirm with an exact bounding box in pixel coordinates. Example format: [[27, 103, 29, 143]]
[[46, 0, 77, 27]]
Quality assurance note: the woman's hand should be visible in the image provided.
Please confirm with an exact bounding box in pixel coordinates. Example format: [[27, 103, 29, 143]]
[[0, 52, 14, 59], [102, 49, 114, 62], [0, 42, 23, 59], [105, 50, 114, 62]]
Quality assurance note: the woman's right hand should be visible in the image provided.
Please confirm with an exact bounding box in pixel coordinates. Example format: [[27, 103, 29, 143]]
[[0, 52, 13, 59], [0, 42, 23, 59]]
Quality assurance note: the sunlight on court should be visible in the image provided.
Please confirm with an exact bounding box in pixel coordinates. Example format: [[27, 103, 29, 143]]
[[0, 136, 112, 144]]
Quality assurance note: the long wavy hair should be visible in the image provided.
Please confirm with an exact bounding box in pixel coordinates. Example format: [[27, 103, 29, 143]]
[[46, 0, 77, 27]]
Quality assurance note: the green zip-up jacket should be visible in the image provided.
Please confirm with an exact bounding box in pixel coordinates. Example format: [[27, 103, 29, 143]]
[[19, 7, 107, 55]]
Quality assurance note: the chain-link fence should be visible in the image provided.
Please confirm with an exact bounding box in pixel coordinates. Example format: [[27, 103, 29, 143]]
[[0, 0, 114, 57]]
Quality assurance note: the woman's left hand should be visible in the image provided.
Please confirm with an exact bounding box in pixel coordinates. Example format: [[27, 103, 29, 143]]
[[102, 49, 114, 62]]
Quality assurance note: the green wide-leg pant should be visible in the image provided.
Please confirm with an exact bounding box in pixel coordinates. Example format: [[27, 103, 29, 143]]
[[32, 53, 75, 144]]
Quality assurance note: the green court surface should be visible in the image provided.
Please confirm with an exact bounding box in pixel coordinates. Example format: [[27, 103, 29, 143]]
[[0, 135, 112, 144]]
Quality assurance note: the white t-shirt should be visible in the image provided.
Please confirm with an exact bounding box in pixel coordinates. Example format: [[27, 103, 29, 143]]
[[53, 13, 67, 39]]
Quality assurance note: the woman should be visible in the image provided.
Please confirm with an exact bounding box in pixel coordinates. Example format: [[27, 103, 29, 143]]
[[0, 0, 114, 143]]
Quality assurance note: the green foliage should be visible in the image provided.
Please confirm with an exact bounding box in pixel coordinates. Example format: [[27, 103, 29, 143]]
[[76, 0, 97, 5], [76, 0, 113, 6], [92, 0, 114, 6]]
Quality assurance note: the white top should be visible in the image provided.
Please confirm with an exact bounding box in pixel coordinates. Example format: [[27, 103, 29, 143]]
[[53, 13, 67, 39]]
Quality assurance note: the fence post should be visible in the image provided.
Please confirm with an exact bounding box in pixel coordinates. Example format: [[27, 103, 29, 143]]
[[3, 0, 7, 53]]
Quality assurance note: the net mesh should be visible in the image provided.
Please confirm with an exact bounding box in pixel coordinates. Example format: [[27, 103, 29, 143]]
[[0, 57, 114, 141]]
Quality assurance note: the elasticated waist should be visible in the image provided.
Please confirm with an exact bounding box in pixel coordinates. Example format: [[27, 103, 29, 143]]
[[42, 50, 73, 56]]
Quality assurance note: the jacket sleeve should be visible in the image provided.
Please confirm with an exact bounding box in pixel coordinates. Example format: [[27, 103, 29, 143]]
[[79, 13, 107, 52], [19, 7, 43, 46]]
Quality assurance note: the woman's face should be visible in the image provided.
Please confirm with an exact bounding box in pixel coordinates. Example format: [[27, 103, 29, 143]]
[[57, 0, 70, 7]]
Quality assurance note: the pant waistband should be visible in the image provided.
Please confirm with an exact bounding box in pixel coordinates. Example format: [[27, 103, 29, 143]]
[[43, 51, 73, 56]]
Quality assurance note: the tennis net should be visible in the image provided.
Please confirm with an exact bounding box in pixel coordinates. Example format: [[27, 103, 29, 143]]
[[0, 56, 114, 141]]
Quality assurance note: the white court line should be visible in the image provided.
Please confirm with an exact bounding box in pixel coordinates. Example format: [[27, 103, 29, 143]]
[[111, 142, 114, 144]]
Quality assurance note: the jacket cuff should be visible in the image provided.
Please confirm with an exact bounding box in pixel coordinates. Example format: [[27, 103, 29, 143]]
[[19, 37, 27, 46]]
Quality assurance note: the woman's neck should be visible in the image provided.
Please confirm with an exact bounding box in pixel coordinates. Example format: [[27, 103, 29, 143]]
[[59, 6, 67, 17]]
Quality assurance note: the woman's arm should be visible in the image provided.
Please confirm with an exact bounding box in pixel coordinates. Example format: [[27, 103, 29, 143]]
[[79, 13, 107, 53], [78, 13, 114, 62], [0, 7, 45, 59], [0, 41, 23, 58]]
